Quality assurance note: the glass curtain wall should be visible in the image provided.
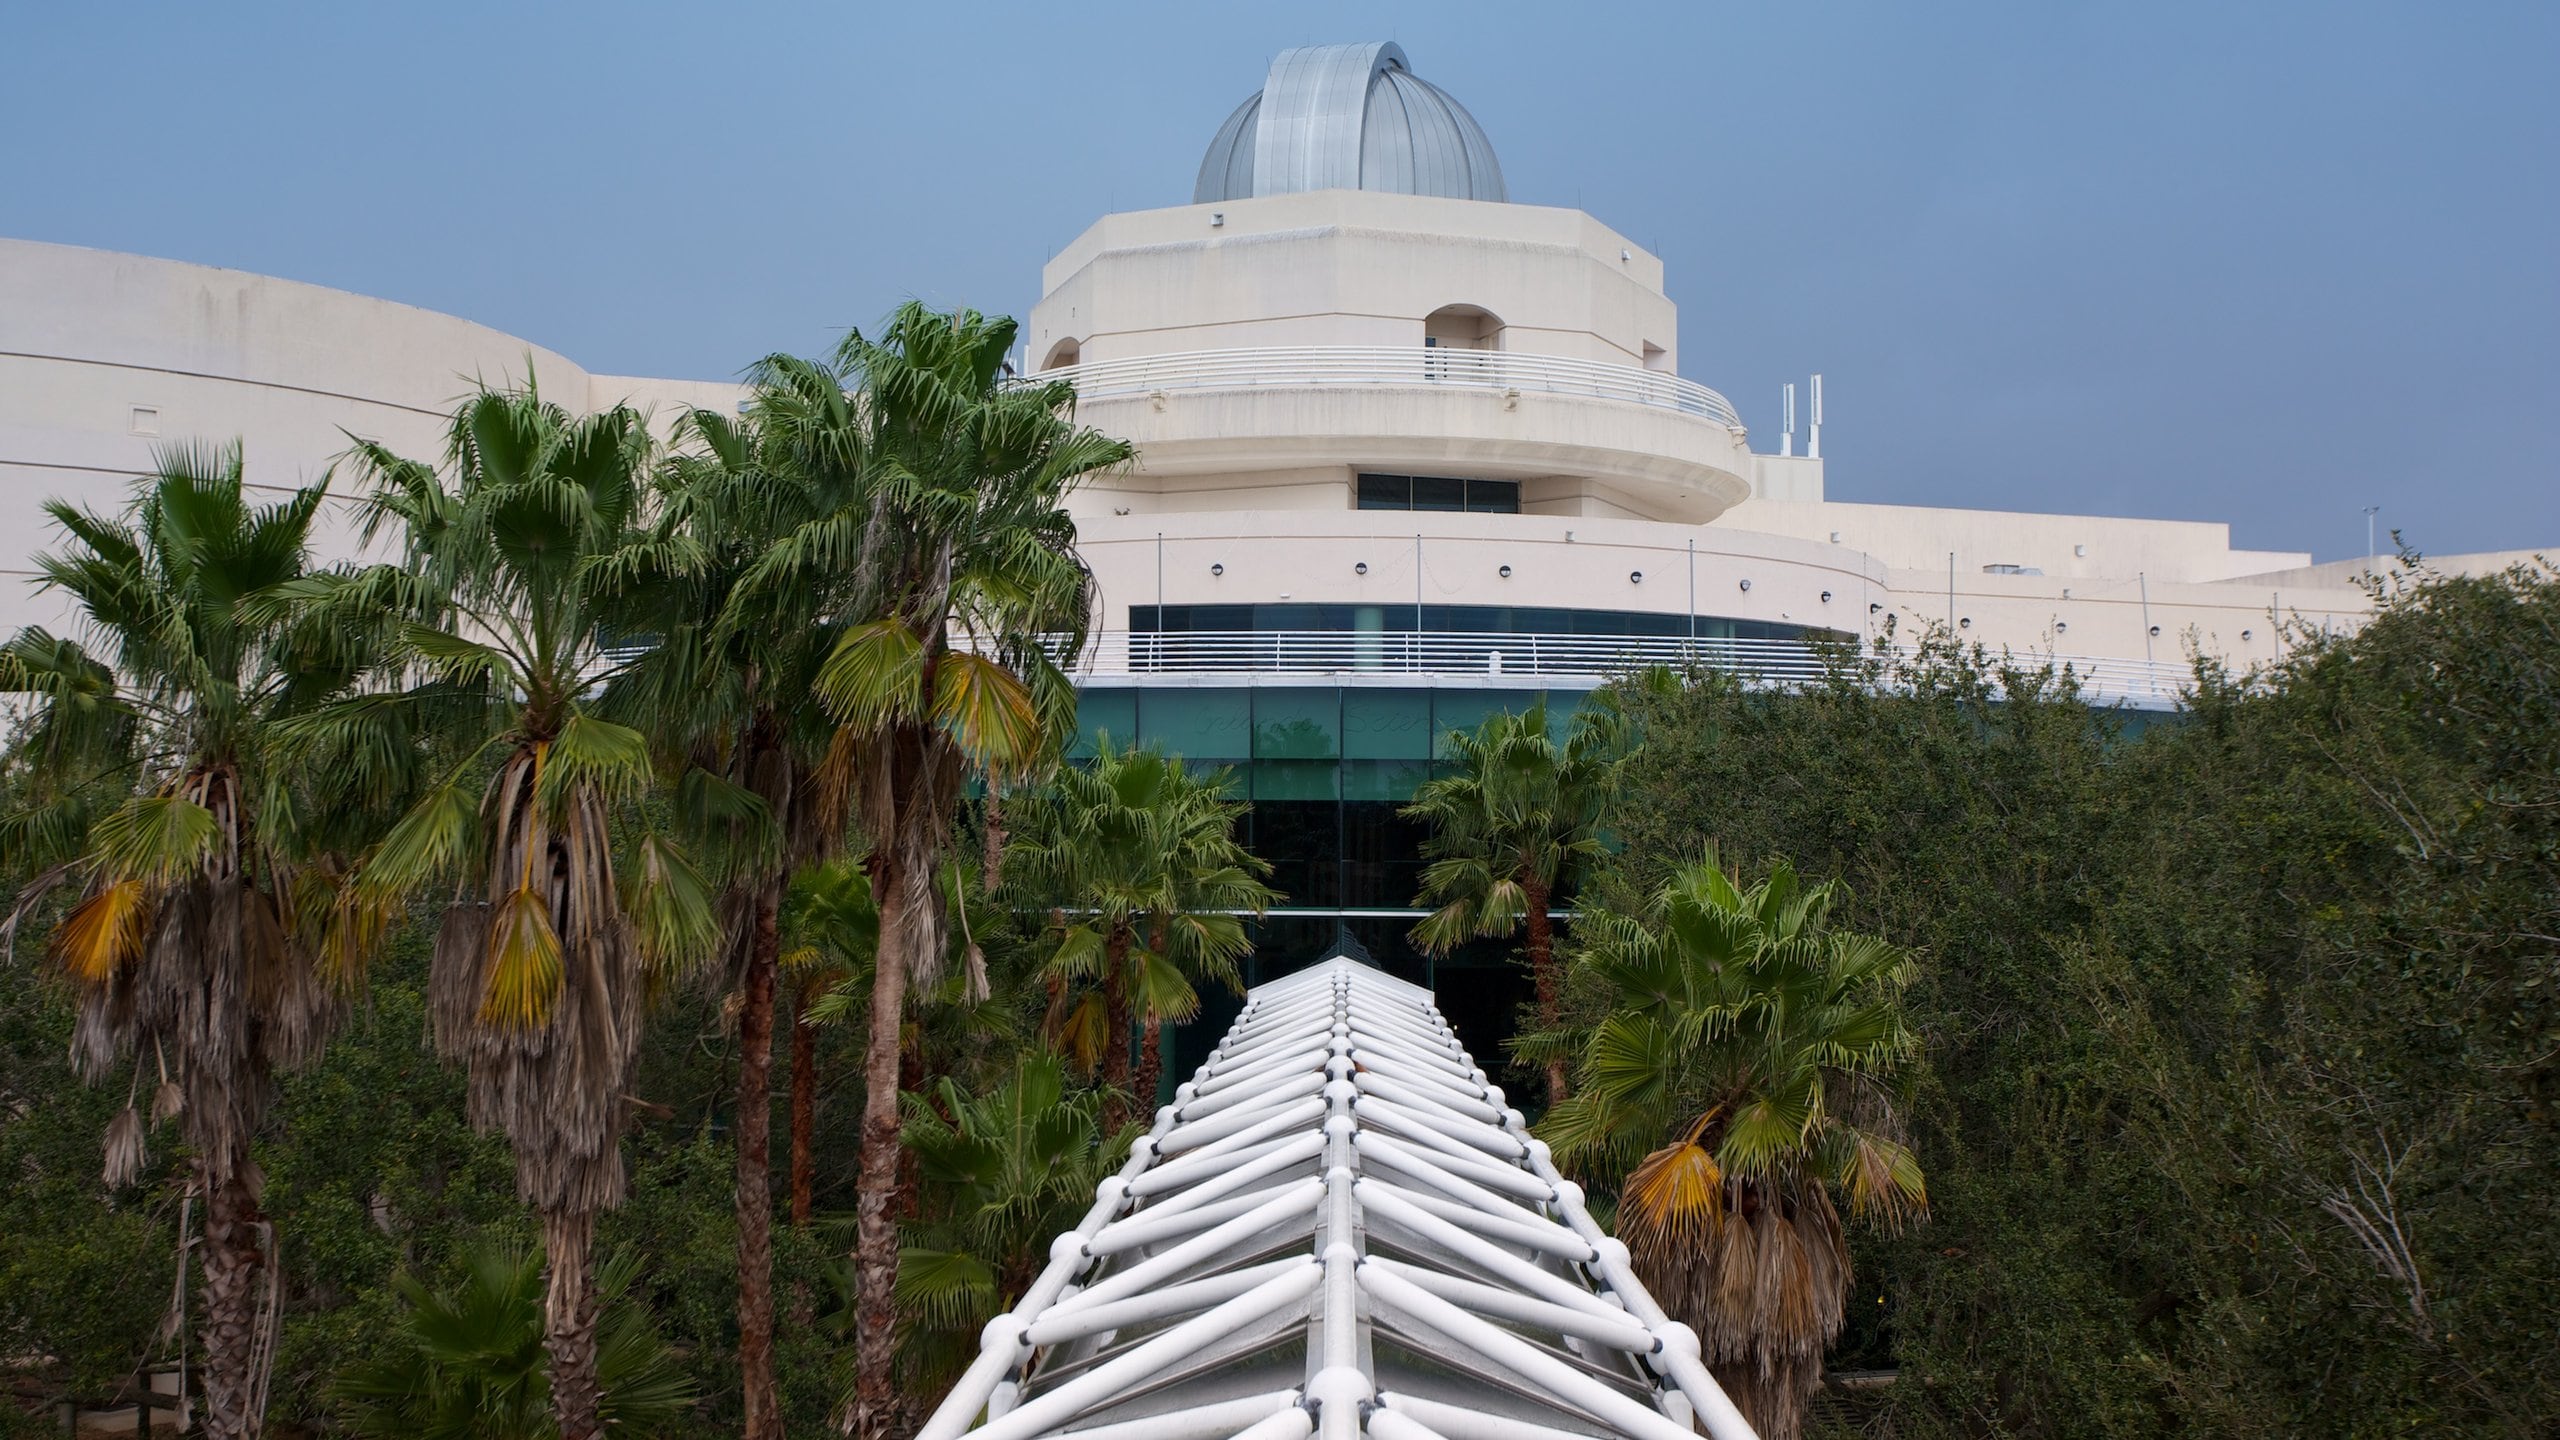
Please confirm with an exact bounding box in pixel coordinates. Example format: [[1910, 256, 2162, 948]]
[[1070, 684, 1565, 1076]]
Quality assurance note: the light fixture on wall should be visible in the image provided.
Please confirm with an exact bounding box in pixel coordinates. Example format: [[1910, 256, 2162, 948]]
[[1820, 590, 1832, 603], [1354, 561, 1368, 575], [1629, 570, 1644, 585], [1960, 617, 1973, 629], [2055, 621, 2069, 634], [1869, 602, 1883, 614], [2149, 624, 2162, 637], [2074, 544, 2088, 557], [1210, 563, 1224, 577], [1498, 564, 1512, 579], [2241, 628, 2254, 641], [1738, 578, 1752, 592]]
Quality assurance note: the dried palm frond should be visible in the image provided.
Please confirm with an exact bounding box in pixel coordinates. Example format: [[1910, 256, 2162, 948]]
[[103, 1105, 147, 1188]]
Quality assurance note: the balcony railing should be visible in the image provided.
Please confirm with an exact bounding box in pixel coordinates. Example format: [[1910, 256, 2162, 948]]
[[1033, 346, 1745, 431], [1050, 630, 2189, 710]]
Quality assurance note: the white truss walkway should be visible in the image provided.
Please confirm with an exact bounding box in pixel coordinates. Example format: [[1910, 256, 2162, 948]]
[[918, 956, 1760, 1440]]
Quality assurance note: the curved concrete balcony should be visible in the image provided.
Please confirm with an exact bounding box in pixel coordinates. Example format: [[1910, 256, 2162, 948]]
[[1045, 630, 2190, 710], [1040, 346, 1758, 522]]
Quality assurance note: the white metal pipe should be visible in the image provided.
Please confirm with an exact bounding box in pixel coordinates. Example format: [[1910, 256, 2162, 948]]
[[1355, 1131, 1555, 1206], [1376, 1390, 1638, 1440], [1058, 1179, 1319, 1313], [1352, 1183, 1626, 1321], [1127, 1129, 1322, 1206], [1086, 1186, 1283, 1257], [1358, 1266, 1699, 1440], [1044, 1390, 1301, 1440], [1363, 1256, 1652, 1354], [1223, 1408, 1315, 1440], [965, 1261, 1322, 1440], [1024, 1258, 1304, 1346]]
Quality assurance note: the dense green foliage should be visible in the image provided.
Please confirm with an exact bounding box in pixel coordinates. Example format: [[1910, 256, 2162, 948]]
[[1588, 562, 2558, 1437], [4, 394, 2549, 1440]]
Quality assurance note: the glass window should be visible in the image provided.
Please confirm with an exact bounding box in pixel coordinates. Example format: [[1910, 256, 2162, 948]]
[[1252, 801, 1340, 908], [1341, 757, 1429, 803], [1431, 690, 1543, 759], [1070, 689, 1138, 759], [1251, 759, 1339, 803], [1356, 474, 1411, 510], [1344, 689, 1433, 759], [1253, 688, 1340, 759], [1342, 799, 1430, 909], [1138, 688, 1250, 760], [1410, 476, 1467, 512], [1465, 479, 1521, 513]]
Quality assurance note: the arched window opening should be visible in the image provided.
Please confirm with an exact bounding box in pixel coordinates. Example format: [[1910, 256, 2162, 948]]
[[1422, 305, 1501, 352], [1041, 337, 1083, 371]]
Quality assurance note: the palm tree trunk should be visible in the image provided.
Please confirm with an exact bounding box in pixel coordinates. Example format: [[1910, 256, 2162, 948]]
[[1132, 1015, 1166, 1124], [197, 1158, 264, 1440], [735, 884, 784, 1440], [1100, 926, 1135, 1129], [1523, 874, 1568, 1108], [790, 978, 818, 1228], [847, 859, 911, 1440], [541, 1208, 604, 1440]]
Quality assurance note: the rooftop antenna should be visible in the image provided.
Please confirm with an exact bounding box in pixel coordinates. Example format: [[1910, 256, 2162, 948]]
[[1807, 373, 1824, 460], [1781, 383, 1796, 457]]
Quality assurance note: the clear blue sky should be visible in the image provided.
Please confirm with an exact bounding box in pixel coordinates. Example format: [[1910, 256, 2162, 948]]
[[6, 1, 2554, 562]]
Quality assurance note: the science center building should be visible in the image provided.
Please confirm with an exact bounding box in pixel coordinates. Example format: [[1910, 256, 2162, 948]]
[[4, 44, 2537, 1059]]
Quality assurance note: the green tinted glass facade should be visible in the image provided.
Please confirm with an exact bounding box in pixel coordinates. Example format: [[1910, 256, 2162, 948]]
[[1073, 683, 1577, 1085]]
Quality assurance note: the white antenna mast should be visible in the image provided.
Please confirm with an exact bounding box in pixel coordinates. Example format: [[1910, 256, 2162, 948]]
[[1781, 382, 1796, 457], [1807, 373, 1824, 460]]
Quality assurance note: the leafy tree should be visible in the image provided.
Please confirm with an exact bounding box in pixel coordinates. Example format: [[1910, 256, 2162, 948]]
[[892, 1055, 1134, 1393], [603, 400, 854, 1438], [1536, 852, 1925, 1440], [300, 385, 721, 1440], [1005, 737, 1272, 1126], [735, 304, 1126, 1437], [1405, 695, 1628, 1108], [332, 1244, 694, 1439], [0, 445, 380, 1439]]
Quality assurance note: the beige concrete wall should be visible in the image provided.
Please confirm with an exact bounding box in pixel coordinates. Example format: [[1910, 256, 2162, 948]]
[[1032, 191, 1679, 371], [1717, 497, 2311, 585], [0, 239, 742, 634], [1066, 506, 2385, 674]]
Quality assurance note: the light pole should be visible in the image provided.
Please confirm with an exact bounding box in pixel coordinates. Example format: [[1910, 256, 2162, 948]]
[[2364, 506, 2380, 562]]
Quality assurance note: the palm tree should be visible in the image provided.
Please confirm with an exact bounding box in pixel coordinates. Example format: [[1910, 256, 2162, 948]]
[[1534, 852, 1928, 1440], [602, 403, 852, 1439], [332, 1243, 696, 1440], [1405, 696, 1629, 1108], [1004, 738, 1272, 1127], [732, 304, 1128, 1438], [0, 445, 381, 1440], [893, 1054, 1134, 1391], [295, 384, 721, 1440]]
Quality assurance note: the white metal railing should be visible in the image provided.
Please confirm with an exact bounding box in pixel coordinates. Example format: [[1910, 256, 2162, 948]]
[[1032, 345, 1745, 431], [1052, 629, 2189, 710]]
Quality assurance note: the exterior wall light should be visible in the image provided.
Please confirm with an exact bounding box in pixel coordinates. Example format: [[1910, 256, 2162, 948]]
[[2055, 621, 2069, 634], [1959, 617, 1972, 629], [1869, 602, 1883, 614], [1210, 563, 1224, 577], [1738, 578, 1752, 592], [2149, 624, 2163, 637], [1498, 564, 1512, 578], [1819, 590, 1832, 603], [2241, 628, 2254, 641], [1354, 562, 1368, 575], [2074, 544, 2088, 557], [1629, 570, 1644, 585]]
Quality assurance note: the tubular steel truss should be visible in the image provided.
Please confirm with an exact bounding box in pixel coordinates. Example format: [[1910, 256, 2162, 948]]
[[917, 956, 1760, 1440]]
